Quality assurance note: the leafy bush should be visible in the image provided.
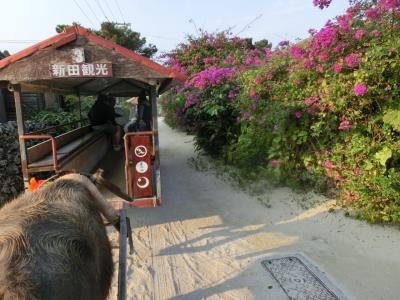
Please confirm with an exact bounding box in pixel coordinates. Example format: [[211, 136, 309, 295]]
[[163, 0, 400, 223], [30, 96, 95, 135]]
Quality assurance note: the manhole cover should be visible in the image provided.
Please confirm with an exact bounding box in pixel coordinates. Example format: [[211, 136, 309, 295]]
[[262, 256, 342, 300]]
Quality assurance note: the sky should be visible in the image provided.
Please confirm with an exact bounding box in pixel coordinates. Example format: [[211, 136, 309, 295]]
[[0, 0, 350, 57]]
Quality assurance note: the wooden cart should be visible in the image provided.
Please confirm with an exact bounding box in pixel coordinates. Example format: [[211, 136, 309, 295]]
[[0, 24, 185, 300]]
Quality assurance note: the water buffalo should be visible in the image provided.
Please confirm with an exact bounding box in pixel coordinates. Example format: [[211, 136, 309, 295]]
[[0, 174, 117, 300]]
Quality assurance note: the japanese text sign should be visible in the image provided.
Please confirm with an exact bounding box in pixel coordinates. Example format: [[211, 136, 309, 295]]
[[50, 63, 112, 78]]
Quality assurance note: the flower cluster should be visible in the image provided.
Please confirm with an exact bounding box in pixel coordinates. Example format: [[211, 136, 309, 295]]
[[313, 0, 332, 9], [191, 66, 236, 90], [162, 0, 400, 224]]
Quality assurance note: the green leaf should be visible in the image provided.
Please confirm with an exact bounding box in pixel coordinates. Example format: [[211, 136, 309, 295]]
[[383, 110, 400, 132], [374, 146, 392, 167]]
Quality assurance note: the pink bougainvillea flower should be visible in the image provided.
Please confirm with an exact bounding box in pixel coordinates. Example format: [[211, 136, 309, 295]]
[[271, 159, 280, 167], [278, 40, 289, 47], [303, 59, 314, 69], [264, 48, 272, 58], [365, 8, 381, 19], [338, 120, 353, 130], [378, 0, 400, 10], [353, 83, 368, 96], [337, 13, 352, 33], [324, 160, 335, 169], [243, 57, 253, 65], [255, 77, 262, 85], [191, 66, 235, 90], [318, 51, 329, 62], [334, 43, 347, 53], [371, 30, 381, 37], [249, 87, 257, 99], [228, 90, 236, 99], [306, 107, 316, 115], [184, 94, 199, 108], [313, 0, 332, 9], [333, 62, 342, 73], [289, 45, 307, 60], [354, 29, 365, 40], [242, 111, 250, 120], [345, 53, 360, 68], [313, 25, 337, 49], [315, 64, 324, 73], [266, 73, 273, 80], [335, 175, 343, 181], [304, 95, 319, 106]]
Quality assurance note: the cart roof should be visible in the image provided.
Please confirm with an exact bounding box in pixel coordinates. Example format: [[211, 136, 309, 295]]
[[0, 25, 186, 96]]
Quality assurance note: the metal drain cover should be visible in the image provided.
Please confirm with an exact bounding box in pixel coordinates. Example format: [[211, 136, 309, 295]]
[[262, 255, 344, 300]]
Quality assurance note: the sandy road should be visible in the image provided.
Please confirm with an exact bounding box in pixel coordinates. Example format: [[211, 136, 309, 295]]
[[103, 119, 400, 300]]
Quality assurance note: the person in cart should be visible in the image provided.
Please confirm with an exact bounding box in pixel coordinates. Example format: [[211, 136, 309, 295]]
[[125, 90, 152, 132], [88, 94, 122, 151]]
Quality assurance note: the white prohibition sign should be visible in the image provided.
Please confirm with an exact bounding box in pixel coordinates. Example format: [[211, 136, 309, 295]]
[[136, 161, 148, 174], [137, 177, 150, 189], [134, 145, 147, 158]]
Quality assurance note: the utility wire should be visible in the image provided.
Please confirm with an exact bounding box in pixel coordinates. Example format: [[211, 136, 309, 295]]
[[83, 0, 102, 26], [114, 0, 126, 23], [236, 14, 263, 35], [0, 40, 40, 43], [102, 0, 118, 22], [73, 0, 97, 27], [94, 0, 110, 22]]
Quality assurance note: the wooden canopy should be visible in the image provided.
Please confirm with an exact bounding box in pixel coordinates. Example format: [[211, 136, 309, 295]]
[[0, 25, 185, 96]]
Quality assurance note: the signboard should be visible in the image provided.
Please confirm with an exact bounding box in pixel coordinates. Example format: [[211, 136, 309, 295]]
[[130, 136, 153, 197], [50, 63, 112, 78]]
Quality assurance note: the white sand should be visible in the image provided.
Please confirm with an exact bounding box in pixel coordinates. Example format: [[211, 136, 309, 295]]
[[102, 119, 400, 300]]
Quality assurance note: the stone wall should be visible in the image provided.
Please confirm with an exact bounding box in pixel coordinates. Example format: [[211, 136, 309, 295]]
[[0, 121, 47, 207]]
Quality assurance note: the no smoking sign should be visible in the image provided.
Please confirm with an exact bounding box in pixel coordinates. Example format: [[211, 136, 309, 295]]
[[134, 145, 147, 158]]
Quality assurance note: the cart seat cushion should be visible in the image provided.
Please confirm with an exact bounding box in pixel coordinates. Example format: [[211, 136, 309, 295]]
[[28, 131, 104, 168]]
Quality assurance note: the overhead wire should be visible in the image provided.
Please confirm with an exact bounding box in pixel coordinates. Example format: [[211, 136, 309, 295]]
[[94, 0, 110, 22], [0, 40, 40, 44], [72, 0, 97, 27], [102, 0, 118, 22], [113, 0, 126, 24], [236, 14, 263, 35], [83, 0, 102, 26]]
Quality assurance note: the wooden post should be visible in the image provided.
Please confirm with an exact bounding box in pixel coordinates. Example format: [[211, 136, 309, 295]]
[[77, 91, 82, 127], [13, 84, 29, 188], [150, 86, 162, 205]]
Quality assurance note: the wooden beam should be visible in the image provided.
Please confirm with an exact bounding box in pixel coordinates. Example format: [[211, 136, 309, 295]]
[[72, 79, 96, 90], [20, 82, 75, 94], [123, 78, 150, 91], [13, 84, 29, 187], [97, 79, 125, 94]]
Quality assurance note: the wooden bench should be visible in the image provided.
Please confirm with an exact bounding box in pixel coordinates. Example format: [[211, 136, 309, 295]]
[[21, 125, 110, 174]]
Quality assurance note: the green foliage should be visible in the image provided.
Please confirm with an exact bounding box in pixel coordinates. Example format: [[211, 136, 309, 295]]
[[0, 50, 10, 60], [56, 22, 157, 58], [254, 39, 272, 51], [383, 110, 400, 132], [30, 96, 95, 135], [164, 2, 400, 224]]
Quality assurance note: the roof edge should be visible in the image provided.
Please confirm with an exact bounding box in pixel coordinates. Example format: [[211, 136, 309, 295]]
[[0, 25, 186, 83]]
